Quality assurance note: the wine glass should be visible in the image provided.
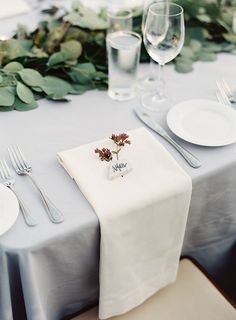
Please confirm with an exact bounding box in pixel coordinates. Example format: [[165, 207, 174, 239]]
[[138, 0, 163, 90], [142, 2, 185, 111]]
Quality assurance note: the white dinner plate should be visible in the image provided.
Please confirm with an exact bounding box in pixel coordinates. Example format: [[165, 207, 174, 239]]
[[167, 99, 236, 147], [0, 184, 19, 236]]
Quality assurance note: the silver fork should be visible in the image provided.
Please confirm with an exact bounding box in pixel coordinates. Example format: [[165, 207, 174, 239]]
[[8, 145, 64, 224], [0, 160, 37, 227], [216, 79, 232, 107], [219, 78, 236, 104]]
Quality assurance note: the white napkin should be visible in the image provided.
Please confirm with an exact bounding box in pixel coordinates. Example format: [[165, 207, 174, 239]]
[[58, 127, 192, 319], [0, 0, 30, 20]]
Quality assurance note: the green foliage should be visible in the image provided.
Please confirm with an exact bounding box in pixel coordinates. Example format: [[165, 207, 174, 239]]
[[0, 39, 26, 65], [13, 97, 38, 111], [0, 87, 15, 106], [47, 40, 82, 66], [16, 81, 34, 104], [0, 0, 236, 111], [42, 76, 73, 100], [64, 0, 108, 30], [18, 69, 45, 87], [69, 63, 96, 84], [173, 0, 236, 72], [3, 62, 24, 72]]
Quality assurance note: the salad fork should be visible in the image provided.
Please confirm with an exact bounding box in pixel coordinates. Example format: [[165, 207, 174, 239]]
[[0, 160, 37, 227], [8, 145, 64, 224]]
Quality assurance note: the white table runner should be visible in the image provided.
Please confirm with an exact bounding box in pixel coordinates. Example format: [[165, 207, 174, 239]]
[[58, 127, 192, 319]]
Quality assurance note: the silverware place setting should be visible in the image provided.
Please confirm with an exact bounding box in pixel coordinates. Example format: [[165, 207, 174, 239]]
[[134, 91, 236, 168], [0, 145, 64, 227], [8, 145, 64, 224]]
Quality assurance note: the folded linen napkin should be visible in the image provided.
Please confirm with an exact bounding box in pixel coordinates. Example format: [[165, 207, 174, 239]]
[[0, 0, 30, 20], [58, 127, 192, 319]]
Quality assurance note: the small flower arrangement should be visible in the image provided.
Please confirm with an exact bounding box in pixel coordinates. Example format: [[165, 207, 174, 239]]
[[95, 133, 132, 179], [95, 133, 131, 162], [94, 148, 113, 162]]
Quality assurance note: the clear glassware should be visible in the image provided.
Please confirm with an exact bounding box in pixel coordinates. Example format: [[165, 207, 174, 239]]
[[142, 2, 185, 111], [107, 9, 133, 34], [107, 31, 141, 101], [138, 0, 163, 91]]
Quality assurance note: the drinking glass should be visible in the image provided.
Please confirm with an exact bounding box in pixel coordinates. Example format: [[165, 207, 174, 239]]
[[142, 2, 185, 111], [107, 9, 133, 34], [138, 0, 163, 90], [107, 31, 141, 101]]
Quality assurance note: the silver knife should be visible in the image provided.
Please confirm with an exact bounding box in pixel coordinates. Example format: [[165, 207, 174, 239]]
[[134, 107, 202, 168]]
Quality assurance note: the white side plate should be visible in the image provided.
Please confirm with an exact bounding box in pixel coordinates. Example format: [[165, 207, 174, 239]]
[[167, 99, 236, 147], [0, 184, 19, 236]]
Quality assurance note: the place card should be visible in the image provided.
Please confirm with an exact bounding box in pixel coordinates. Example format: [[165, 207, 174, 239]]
[[109, 159, 132, 179]]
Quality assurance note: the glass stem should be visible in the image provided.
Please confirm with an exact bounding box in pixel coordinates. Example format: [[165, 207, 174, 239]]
[[158, 64, 165, 99], [148, 58, 157, 81]]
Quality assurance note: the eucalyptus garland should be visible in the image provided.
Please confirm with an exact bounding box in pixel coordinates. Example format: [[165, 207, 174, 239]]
[[174, 0, 236, 72], [0, 0, 236, 111]]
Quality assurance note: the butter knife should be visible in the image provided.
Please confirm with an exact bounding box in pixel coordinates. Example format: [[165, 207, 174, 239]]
[[134, 108, 201, 168]]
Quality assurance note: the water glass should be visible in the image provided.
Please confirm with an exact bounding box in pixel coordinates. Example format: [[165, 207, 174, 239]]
[[107, 31, 142, 101], [107, 9, 133, 34]]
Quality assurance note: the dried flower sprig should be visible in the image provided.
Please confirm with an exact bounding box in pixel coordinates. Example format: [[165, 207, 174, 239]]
[[95, 133, 131, 162], [95, 148, 113, 162], [110, 133, 131, 160], [110, 133, 131, 146]]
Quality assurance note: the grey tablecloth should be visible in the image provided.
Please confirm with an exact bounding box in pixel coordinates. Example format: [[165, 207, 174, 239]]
[[0, 7, 236, 320]]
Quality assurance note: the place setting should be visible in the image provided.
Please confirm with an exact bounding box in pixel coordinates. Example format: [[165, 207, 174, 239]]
[[0, 1, 236, 320], [55, 2, 235, 318], [105, 0, 236, 171]]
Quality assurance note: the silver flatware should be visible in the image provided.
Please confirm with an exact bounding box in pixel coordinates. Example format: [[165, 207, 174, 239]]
[[219, 79, 236, 103], [216, 79, 236, 109], [0, 159, 37, 227], [216, 79, 232, 107], [134, 107, 202, 168], [8, 145, 64, 224]]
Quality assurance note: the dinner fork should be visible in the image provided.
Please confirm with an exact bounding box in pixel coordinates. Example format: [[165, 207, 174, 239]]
[[0, 160, 37, 227], [8, 145, 64, 224]]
